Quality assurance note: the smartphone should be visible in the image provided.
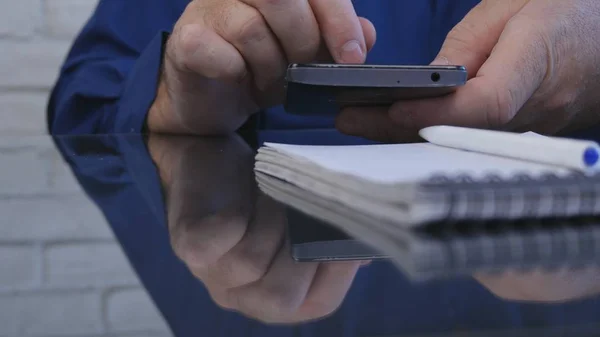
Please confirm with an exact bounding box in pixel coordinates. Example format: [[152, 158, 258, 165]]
[[284, 63, 467, 115]]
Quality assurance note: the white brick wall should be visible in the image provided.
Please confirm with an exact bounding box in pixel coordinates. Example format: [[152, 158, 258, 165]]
[[0, 245, 37, 289], [45, 0, 98, 40], [0, 291, 104, 336], [106, 288, 174, 334], [0, 144, 174, 337], [0, 0, 174, 335], [45, 243, 141, 287], [0, 39, 72, 89], [0, 0, 99, 125], [0, 0, 42, 38], [0, 93, 48, 134]]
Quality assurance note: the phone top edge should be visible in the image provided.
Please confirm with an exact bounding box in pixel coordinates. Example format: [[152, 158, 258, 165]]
[[288, 63, 467, 71], [286, 64, 467, 87]]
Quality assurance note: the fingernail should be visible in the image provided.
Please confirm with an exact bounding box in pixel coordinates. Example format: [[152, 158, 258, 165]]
[[431, 55, 450, 65], [360, 260, 372, 267], [339, 40, 364, 63]]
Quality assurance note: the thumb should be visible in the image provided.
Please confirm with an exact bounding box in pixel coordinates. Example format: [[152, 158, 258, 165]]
[[389, 5, 549, 130], [431, 0, 529, 78]]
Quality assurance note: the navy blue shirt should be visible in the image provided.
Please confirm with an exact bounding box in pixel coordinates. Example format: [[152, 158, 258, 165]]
[[47, 0, 480, 136], [46, 1, 600, 336]]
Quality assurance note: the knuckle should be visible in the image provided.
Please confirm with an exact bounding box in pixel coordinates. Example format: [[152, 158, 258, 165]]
[[212, 254, 269, 288], [208, 289, 236, 311], [219, 290, 278, 321], [178, 24, 203, 54], [547, 90, 580, 113], [230, 253, 270, 284], [169, 24, 206, 71], [169, 216, 241, 270], [212, 297, 232, 310], [260, 288, 303, 317], [300, 299, 340, 320], [489, 86, 518, 126], [288, 38, 321, 63], [169, 220, 197, 263], [170, 2, 248, 80], [235, 11, 270, 46], [208, 3, 234, 36], [169, 233, 212, 271], [444, 22, 482, 55], [210, 51, 247, 81], [251, 0, 288, 7]]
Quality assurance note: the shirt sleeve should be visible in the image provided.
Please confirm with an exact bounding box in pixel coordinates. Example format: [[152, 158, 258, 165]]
[[46, 0, 183, 135]]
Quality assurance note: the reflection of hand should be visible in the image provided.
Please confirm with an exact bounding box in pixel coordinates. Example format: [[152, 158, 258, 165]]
[[148, 134, 364, 324], [337, 0, 600, 142], [475, 267, 600, 303]]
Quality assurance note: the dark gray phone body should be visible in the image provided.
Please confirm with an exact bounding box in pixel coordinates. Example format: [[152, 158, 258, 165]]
[[287, 206, 388, 262], [284, 63, 467, 115]]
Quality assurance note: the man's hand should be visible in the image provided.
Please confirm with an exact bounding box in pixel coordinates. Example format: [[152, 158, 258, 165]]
[[147, 0, 376, 135], [336, 0, 600, 141], [147, 134, 364, 324], [475, 267, 600, 303]]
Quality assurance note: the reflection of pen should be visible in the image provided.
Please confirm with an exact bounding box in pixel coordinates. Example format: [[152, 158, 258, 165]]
[[419, 125, 600, 172]]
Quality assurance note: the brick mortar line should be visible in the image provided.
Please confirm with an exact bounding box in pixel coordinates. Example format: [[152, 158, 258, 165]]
[[0, 35, 72, 44], [0, 242, 36, 247], [0, 192, 87, 198], [0, 238, 122, 245], [0, 147, 54, 153], [0, 285, 143, 296], [33, 242, 44, 288], [0, 287, 105, 297], [0, 34, 37, 42], [38, 0, 50, 37], [0, 86, 52, 92], [101, 285, 165, 334], [0, 239, 116, 245], [41, 238, 118, 246], [0, 193, 92, 201], [37, 32, 85, 41]]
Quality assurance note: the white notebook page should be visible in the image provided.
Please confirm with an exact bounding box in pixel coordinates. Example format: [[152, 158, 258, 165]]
[[264, 142, 571, 184]]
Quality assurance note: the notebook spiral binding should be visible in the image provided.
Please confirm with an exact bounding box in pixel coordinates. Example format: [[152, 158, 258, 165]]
[[418, 172, 600, 221], [413, 217, 600, 278]]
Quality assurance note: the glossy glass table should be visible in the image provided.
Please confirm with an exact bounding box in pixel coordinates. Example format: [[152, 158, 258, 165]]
[[2, 131, 600, 337]]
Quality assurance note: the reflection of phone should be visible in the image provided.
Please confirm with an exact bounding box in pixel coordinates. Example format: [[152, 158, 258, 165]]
[[286, 207, 388, 262], [284, 63, 467, 115]]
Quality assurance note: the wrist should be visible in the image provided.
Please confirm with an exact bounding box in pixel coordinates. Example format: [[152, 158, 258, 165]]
[[147, 77, 172, 132], [146, 61, 191, 134]]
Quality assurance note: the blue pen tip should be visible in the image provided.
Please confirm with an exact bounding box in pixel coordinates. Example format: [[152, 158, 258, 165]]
[[583, 147, 599, 166]]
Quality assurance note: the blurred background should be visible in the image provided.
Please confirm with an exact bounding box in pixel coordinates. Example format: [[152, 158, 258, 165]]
[[1, 0, 91, 134], [0, 1, 173, 335]]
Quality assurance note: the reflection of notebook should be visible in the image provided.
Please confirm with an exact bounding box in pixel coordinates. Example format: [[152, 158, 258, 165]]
[[254, 140, 600, 280]]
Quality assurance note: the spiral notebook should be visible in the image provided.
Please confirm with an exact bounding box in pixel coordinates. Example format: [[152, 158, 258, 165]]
[[254, 136, 600, 279]]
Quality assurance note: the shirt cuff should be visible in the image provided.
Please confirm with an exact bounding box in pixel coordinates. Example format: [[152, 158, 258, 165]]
[[114, 31, 170, 133]]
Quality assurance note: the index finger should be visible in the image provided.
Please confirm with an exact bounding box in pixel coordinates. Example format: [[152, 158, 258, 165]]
[[309, 0, 367, 64], [240, 0, 321, 63]]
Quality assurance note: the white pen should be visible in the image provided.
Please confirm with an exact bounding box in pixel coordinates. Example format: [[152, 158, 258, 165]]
[[418, 125, 600, 172]]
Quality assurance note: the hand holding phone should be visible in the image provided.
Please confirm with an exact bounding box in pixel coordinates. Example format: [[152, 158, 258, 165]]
[[284, 63, 467, 115]]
